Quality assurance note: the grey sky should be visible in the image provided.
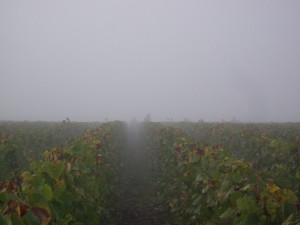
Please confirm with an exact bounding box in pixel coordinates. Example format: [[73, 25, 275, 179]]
[[1, 0, 300, 122]]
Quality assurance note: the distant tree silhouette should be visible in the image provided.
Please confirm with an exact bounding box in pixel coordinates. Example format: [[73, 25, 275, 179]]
[[144, 114, 151, 122], [231, 116, 240, 123], [130, 117, 138, 125], [62, 117, 70, 124], [184, 117, 190, 122], [166, 117, 174, 122]]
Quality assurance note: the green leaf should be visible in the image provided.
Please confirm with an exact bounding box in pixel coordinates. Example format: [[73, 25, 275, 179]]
[[21, 171, 31, 181], [50, 200, 64, 219], [0, 192, 8, 204], [53, 179, 66, 199], [236, 196, 248, 211], [282, 214, 294, 225], [270, 139, 279, 148], [211, 168, 221, 180], [189, 152, 200, 163], [192, 195, 202, 206], [76, 162, 91, 174], [220, 207, 235, 219], [48, 161, 64, 180], [284, 202, 295, 218], [31, 175, 44, 189], [30, 162, 39, 170], [244, 213, 260, 225], [11, 212, 26, 225], [0, 214, 9, 225], [59, 191, 73, 209], [43, 184, 53, 200], [23, 210, 40, 225], [29, 192, 49, 207]]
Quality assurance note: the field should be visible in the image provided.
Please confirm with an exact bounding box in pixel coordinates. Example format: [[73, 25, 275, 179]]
[[0, 121, 299, 225]]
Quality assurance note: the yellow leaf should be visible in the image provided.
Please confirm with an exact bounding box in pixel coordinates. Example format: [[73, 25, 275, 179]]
[[21, 171, 31, 181], [267, 183, 280, 193]]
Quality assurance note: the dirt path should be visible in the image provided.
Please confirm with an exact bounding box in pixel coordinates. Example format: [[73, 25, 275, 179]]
[[114, 124, 167, 225]]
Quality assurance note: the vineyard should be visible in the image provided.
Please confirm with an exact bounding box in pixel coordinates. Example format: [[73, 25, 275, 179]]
[[0, 121, 299, 225]]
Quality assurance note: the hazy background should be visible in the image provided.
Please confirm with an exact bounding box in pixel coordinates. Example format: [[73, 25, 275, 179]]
[[1, 0, 300, 122]]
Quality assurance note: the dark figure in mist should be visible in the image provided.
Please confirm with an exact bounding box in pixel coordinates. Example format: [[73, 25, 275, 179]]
[[127, 118, 141, 159]]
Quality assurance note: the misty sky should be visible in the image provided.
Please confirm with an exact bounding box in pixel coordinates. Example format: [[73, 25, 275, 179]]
[[1, 1, 300, 122]]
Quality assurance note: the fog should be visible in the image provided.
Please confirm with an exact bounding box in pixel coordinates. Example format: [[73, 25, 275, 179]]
[[1, 0, 300, 122]]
